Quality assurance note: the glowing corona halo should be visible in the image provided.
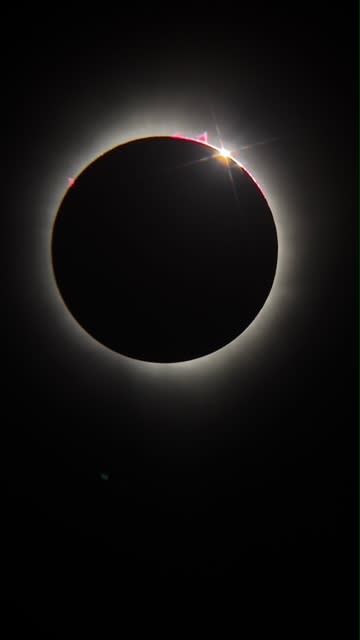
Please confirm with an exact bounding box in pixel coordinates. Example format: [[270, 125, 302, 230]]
[[29, 109, 297, 384], [53, 135, 277, 365]]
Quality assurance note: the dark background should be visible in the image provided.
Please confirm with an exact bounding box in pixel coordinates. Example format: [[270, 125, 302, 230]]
[[3, 10, 358, 637]]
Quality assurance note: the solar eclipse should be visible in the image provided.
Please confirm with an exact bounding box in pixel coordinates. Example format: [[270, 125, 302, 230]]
[[51, 136, 278, 363]]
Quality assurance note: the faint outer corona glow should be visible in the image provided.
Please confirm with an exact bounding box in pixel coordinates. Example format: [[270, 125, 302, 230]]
[[36, 116, 295, 380]]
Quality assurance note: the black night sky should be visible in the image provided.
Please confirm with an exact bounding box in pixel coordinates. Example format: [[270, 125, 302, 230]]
[[3, 11, 358, 637]]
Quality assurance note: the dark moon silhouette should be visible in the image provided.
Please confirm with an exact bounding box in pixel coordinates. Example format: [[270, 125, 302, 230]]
[[51, 136, 278, 362]]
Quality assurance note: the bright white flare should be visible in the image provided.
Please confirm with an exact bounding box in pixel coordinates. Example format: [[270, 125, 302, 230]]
[[219, 147, 231, 158]]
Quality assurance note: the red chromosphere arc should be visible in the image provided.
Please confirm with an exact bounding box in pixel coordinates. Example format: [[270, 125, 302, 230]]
[[172, 132, 208, 143]]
